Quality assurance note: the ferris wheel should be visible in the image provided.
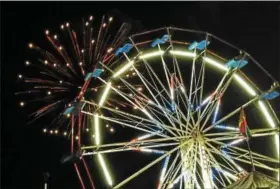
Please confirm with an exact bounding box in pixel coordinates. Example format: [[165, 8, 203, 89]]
[[76, 27, 280, 189]]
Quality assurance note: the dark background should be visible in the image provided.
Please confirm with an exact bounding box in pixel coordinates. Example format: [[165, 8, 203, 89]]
[[1, 2, 280, 189]]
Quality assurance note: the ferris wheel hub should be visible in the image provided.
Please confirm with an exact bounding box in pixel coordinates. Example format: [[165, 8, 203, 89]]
[[189, 129, 204, 141]]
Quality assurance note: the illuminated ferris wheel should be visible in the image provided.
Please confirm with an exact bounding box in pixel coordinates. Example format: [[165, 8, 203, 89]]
[[76, 27, 280, 189]]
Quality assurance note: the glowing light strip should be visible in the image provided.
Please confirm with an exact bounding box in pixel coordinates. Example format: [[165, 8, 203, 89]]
[[94, 114, 100, 145], [258, 101, 279, 156], [139, 50, 164, 59], [233, 74, 257, 96], [99, 82, 111, 106], [98, 153, 113, 186], [203, 57, 228, 71], [113, 61, 134, 78], [137, 133, 157, 140], [222, 138, 245, 148], [170, 87, 174, 100], [94, 114, 113, 186], [258, 101, 276, 128], [212, 100, 220, 124], [202, 95, 213, 106], [142, 108, 154, 121], [180, 86, 185, 93], [170, 50, 196, 58], [196, 94, 213, 111], [215, 125, 239, 131], [139, 148, 165, 154]]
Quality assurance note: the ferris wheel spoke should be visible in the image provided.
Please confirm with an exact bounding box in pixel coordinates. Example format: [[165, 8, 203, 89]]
[[96, 77, 180, 136], [209, 140, 279, 173], [225, 149, 278, 167], [82, 100, 158, 126], [214, 124, 240, 131], [82, 137, 184, 151], [190, 141, 201, 188], [206, 135, 243, 142], [200, 70, 238, 132], [156, 44, 188, 132], [83, 143, 178, 156], [180, 140, 199, 189], [159, 152, 181, 189], [167, 28, 189, 101], [167, 29, 195, 123], [141, 65, 190, 129], [131, 65, 190, 136], [206, 128, 279, 144], [192, 158, 205, 189], [211, 165, 227, 187], [203, 95, 260, 133], [198, 64, 234, 124], [112, 140, 190, 189], [130, 95, 187, 134], [97, 77, 147, 111], [99, 63, 188, 136], [187, 48, 198, 108], [205, 142, 241, 174], [105, 106, 188, 136], [202, 142, 235, 185], [220, 150, 245, 173], [162, 159, 183, 189], [130, 37, 196, 127], [82, 110, 172, 138], [196, 35, 211, 119], [251, 128, 280, 138], [129, 37, 169, 96], [207, 157, 236, 186], [211, 172, 226, 188], [204, 131, 239, 137], [212, 138, 279, 163], [137, 65, 171, 113], [143, 61, 196, 129], [200, 100, 221, 132], [227, 147, 279, 165], [223, 150, 278, 172], [197, 143, 217, 188]]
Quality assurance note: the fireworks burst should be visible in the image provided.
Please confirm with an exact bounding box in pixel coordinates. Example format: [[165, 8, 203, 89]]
[[16, 15, 131, 132]]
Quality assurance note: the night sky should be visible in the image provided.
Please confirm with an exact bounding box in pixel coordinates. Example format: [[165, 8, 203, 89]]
[[1, 2, 280, 189]]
